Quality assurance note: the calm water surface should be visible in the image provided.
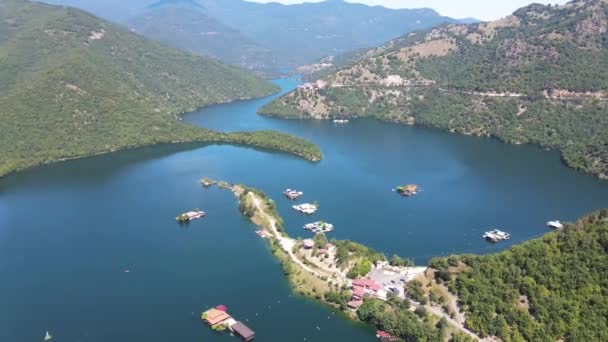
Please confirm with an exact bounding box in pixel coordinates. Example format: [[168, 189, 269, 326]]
[[2, 77, 608, 341]]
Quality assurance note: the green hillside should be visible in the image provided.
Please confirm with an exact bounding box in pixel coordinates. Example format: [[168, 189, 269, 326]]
[[261, 0, 608, 179], [0, 0, 320, 177], [430, 209, 608, 341]]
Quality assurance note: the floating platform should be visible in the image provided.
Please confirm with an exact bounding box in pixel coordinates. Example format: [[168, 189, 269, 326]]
[[303, 221, 334, 234], [333, 119, 350, 124], [483, 229, 510, 242]]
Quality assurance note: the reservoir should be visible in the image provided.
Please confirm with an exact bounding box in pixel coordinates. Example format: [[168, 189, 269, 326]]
[[2, 77, 608, 341]]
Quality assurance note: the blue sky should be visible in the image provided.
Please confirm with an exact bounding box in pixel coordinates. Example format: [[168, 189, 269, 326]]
[[247, 0, 569, 21]]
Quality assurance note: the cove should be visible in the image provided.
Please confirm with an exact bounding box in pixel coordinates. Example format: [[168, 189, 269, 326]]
[[2, 77, 608, 341]]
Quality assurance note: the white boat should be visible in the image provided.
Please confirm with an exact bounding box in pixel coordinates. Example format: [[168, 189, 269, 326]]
[[483, 229, 510, 242], [546, 220, 564, 229], [333, 119, 349, 124], [292, 203, 318, 215], [44, 331, 53, 341], [283, 189, 303, 200]]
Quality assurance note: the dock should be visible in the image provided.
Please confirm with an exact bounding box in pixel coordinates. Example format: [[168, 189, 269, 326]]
[[283, 188, 303, 200], [333, 119, 350, 124], [483, 229, 510, 242], [303, 221, 334, 234], [176, 210, 205, 223], [292, 203, 318, 215]]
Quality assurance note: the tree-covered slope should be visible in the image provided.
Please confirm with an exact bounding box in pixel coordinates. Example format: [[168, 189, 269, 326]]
[[430, 209, 608, 341], [0, 0, 323, 177], [261, 0, 608, 178]]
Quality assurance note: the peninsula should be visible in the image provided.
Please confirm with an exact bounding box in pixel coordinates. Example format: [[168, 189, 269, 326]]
[[204, 179, 608, 342], [0, 0, 321, 178]]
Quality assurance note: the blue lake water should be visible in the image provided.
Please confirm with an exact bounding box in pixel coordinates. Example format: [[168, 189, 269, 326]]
[[1, 77, 608, 341]]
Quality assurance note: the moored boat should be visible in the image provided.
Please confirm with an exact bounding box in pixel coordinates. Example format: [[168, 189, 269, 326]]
[[546, 220, 564, 229], [483, 229, 510, 242]]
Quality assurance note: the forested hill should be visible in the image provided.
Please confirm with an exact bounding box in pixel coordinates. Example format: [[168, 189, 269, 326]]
[[430, 209, 608, 341], [0, 0, 322, 177], [261, 0, 608, 179]]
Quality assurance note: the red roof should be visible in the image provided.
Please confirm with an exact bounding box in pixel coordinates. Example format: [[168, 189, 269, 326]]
[[352, 278, 381, 292], [352, 286, 365, 298], [215, 305, 227, 312], [318, 249, 328, 255]]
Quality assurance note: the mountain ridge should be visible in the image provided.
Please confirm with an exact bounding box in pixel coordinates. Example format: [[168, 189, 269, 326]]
[[41, 0, 472, 71]]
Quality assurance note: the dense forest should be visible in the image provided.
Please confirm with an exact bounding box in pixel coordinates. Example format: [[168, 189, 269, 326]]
[[261, 0, 608, 179], [0, 0, 321, 177], [430, 209, 608, 341]]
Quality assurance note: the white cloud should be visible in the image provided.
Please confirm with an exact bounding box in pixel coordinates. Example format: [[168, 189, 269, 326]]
[[246, 0, 570, 21]]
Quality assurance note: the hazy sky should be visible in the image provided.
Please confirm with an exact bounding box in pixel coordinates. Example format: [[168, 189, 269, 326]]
[[247, 0, 570, 21]]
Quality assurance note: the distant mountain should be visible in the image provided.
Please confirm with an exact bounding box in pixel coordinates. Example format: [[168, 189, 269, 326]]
[[198, 0, 464, 66], [42, 0, 469, 70], [126, 4, 277, 72], [261, 0, 608, 179], [39, 0, 154, 23], [0, 0, 296, 177]]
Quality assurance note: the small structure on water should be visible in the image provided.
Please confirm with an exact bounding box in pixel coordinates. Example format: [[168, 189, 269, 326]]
[[483, 229, 510, 242], [176, 210, 205, 223], [333, 119, 349, 124], [303, 221, 334, 234], [283, 189, 303, 200], [376, 331, 399, 342], [202, 306, 255, 340], [232, 322, 256, 341], [546, 220, 564, 229], [396, 184, 418, 197], [292, 203, 318, 215]]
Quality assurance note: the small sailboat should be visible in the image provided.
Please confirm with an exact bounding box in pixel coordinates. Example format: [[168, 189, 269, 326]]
[[44, 331, 53, 341]]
